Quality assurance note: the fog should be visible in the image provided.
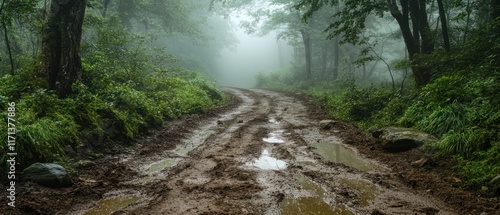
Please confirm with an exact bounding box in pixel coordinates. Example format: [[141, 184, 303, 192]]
[[214, 18, 294, 88]]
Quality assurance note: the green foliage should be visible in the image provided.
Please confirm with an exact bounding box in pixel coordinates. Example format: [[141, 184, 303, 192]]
[[456, 142, 500, 196], [337, 86, 392, 121]]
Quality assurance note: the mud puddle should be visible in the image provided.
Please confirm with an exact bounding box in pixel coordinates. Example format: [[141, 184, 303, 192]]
[[83, 195, 141, 215], [311, 141, 373, 172], [246, 149, 287, 170], [263, 129, 286, 143], [280, 173, 354, 214], [145, 158, 178, 173], [294, 173, 324, 197], [339, 178, 382, 206]]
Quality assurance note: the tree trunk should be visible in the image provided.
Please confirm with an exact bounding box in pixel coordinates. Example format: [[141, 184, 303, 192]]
[[41, 0, 86, 98], [2, 21, 14, 75], [320, 45, 327, 75], [463, 0, 471, 43], [437, 0, 450, 51], [333, 35, 339, 80], [387, 0, 433, 87], [300, 29, 312, 80]]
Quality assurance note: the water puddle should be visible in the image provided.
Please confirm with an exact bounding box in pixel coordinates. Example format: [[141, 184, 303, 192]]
[[84, 195, 141, 215], [294, 173, 324, 197], [263, 130, 285, 143], [246, 149, 287, 170], [311, 142, 373, 172], [280, 197, 353, 215], [339, 178, 382, 206], [146, 159, 178, 173]]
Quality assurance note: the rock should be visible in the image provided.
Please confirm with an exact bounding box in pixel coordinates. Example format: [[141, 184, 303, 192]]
[[373, 127, 438, 151], [22, 163, 72, 188], [411, 158, 430, 167], [238, 120, 244, 123], [319, 120, 335, 130]]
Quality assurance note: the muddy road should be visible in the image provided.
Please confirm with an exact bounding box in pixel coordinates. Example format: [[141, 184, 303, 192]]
[[7, 88, 489, 214]]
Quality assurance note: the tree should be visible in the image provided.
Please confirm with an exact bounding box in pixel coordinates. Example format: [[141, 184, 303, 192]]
[[298, 0, 437, 86], [437, 0, 450, 51], [40, 0, 86, 98]]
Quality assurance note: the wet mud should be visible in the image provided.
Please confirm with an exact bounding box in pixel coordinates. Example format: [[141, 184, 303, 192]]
[[2, 88, 498, 215]]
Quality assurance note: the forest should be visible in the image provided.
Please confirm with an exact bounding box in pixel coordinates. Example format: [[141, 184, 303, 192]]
[[0, 0, 499, 214]]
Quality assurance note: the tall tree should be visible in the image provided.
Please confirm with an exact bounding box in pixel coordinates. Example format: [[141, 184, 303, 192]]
[[298, 0, 436, 86], [40, 0, 86, 98], [437, 0, 450, 51]]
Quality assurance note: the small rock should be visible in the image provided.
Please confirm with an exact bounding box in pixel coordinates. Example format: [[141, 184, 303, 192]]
[[22, 163, 72, 188], [238, 120, 244, 123], [283, 107, 288, 111], [217, 120, 223, 125], [450, 177, 462, 183], [319, 120, 335, 130], [411, 158, 429, 167]]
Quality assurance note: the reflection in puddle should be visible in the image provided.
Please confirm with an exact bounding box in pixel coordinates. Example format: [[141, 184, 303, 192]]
[[246, 149, 287, 170], [146, 159, 178, 173], [281, 197, 353, 215], [84, 195, 140, 215], [339, 178, 382, 206], [311, 142, 372, 172], [263, 130, 285, 143], [294, 173, 324, 197]]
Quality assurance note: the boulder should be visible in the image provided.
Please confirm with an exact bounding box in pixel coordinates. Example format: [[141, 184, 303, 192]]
[[373, 127, 438, 151], [22, 163, 72, 188]]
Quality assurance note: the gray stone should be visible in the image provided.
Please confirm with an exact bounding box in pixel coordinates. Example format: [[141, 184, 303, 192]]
[[373, 127, 438, 151], [22, 163, 72, 188], [319, 120, 335, 130]]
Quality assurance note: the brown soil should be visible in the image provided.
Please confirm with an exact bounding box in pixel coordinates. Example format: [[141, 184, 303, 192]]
[[1, 88, 498, 215]]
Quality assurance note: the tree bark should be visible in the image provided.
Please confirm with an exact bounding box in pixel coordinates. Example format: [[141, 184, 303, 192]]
[[437, 0, 450, 51], [387, 0, 433, 87], [2, 21, 14, 75], [300, 29, 312, 79], [41, 0, 86, 98], [333, 35, 339, 80]]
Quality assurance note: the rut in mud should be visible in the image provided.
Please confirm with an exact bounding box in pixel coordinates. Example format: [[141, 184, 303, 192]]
[[8, 88, 487, 215], [64, 88, 457, 215]]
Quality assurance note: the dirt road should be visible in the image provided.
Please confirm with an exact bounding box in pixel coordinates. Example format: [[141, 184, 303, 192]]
[[5, 88, 467, 214]]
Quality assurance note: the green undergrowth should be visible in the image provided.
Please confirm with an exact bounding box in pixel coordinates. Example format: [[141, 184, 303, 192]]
[[0, 69, 225, 174], [256, 34, 499, 196], [0, 14, 227, 176], [0, 65, 225, 177]]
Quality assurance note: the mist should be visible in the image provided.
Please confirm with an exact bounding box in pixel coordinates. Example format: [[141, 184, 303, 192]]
[[214, 18, 294, 88]]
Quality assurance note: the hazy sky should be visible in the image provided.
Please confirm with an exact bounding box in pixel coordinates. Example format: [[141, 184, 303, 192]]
[[215, 18, 293, 88]]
